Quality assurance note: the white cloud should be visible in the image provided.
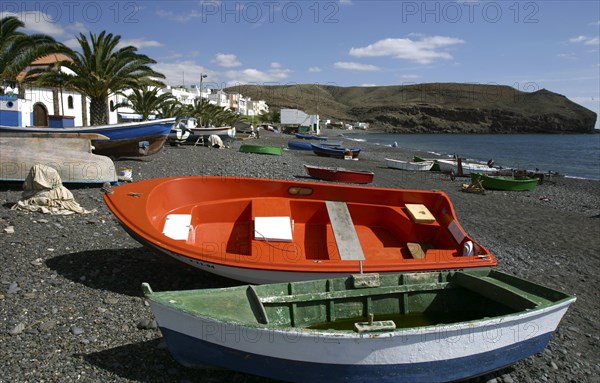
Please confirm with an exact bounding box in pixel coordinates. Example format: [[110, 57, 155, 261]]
[[557, 53, 577, 60], [156, 9, 202, 22], [1, 11, 66, 37], [224, 64, 292, 85], [119, 38, 163, 49], [213, 53, 242, 67], [398, 74, 421, 79], [152, 61, 214, 86], [334, 62, 380, 71], [569, 35, 600, 45], [349, 35, 465, 64], [308, 66, 322, 72]]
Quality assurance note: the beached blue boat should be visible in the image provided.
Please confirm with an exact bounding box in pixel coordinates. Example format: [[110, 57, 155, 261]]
[[312, 143, 361, 159], [289, 140, 342, 150], [0, 117, 175, 157], [295, 133, 327, 140]]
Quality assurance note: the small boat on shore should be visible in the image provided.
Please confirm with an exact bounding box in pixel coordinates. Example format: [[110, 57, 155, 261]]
[[239, 144, 282, 155], [0, 132, 117, 184], [471, 173, 539, 191], [103, 176, 496, 283], [385, 158, 434, 171], [142, 269, 575, 383], [304, 164, 374, 184], [0, 118, 175, 157], [413, 156, 440, 171], [312, 144, 361, 159], [288, 140, 342, 150], [295, 133, 327, 140], [437, 158, 498, 175], [168, 118, 236, 145]]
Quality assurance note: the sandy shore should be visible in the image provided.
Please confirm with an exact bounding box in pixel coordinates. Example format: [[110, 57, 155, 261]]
[[1, 130, 599, 383]]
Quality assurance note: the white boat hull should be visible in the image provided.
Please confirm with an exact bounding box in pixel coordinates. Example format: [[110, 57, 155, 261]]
[[149, 296, 573, 383], [385, 158, 434, 171], [437, 159, 498, 175]]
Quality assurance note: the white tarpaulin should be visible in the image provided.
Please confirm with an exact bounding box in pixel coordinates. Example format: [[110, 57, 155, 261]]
[[208, 134, 224, 148], [11, 164, 94, 215]]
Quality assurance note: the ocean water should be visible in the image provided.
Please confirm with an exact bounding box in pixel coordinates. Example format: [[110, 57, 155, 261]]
[[342, 133, 600, 181]]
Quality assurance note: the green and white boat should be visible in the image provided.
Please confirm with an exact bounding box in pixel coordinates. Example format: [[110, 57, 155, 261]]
[[142, 269, 574, 383], [471, 173, 539, 191], [239, 144, 282, 155]]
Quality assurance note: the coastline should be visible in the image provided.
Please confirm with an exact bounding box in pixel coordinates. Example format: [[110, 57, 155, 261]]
[[1, 130, 598, 382]]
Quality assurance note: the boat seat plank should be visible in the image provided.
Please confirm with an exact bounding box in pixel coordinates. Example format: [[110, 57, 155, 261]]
[[259, 282, 450, 304], [247, 286, 269, 324], [405, 204, 436, 224], [325, 201, 365, 261], [163, 214, 192, 240], [453, 272, 538, 310]]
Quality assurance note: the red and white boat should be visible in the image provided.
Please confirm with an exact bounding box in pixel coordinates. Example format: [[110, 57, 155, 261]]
[[103, 176, 497, 283], [304, 164, 374, 184]]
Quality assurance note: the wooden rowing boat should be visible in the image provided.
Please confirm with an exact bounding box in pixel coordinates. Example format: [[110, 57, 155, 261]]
[[304, 164, 374, 184], [142, 269, 575, 382], [0, 132, 117, 184], [385, 158, 434, 171], [288, 141, 342, 150], [471, 173, 539, 191], [413, 156, 440, 171], [239, 144, 282, 155], [312, 144, 361, 159], [103, 176, 497, 283], [436, 159, 498, 175], [0, 117, 175, 157], [295, 133, 327, 140]]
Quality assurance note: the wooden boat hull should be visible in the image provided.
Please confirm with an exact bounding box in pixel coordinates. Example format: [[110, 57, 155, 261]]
[[312, 144, 361, 159], [0, 118, 175, 157], [385, 158, 434, 171], [143, 270, 575, 383], [304, 164, 374, 184], [287, 140, 313, 150], [471, 173, 538, 191], [436, 159, 498, 175], [0, 133, 117, 183], [103, 176, 497, 283], [413, 156, 440, 171], [239, 144, 282, 155]]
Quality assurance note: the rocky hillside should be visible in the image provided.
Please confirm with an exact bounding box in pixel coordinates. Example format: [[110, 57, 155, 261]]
[[226, 83, 597, 133]]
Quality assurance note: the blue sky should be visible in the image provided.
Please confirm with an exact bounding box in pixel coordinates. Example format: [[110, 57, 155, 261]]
[[3, 1, 599, 127]]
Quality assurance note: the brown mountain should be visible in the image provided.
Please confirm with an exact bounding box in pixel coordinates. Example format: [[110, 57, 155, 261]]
[[226, 83, 597, 133]]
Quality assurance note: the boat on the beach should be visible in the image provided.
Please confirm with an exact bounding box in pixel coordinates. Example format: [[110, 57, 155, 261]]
[[168, 118, 236, 145], [385, 158, 434, 171], [413, 156, 441, 171], [142, 269, 575, 383], [304, 164, 374, 184], [295, 133, 327, 140], [0, 117, 175, 157], [470, 173, 539, 191], [312, 144, 361, 159], [288, 140, 342, 150], [239, 144, 282, 155], [103, 176, 497, 283], [0, 132, 117, 184], [436, 158, 498, 175]]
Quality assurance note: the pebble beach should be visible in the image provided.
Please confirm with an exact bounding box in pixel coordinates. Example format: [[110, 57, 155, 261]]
[[1, 130, 599, 383]]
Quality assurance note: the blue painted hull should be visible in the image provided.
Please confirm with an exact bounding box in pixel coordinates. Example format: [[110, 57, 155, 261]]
[[312, 144, 361, 158], [295, 133, 327, 140], [159, 326, 553, 383], [0, 118, 175, 157], [288, 140, 313, 150]]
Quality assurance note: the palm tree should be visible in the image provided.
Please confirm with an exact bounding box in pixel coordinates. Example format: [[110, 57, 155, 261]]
[[113, 88, 176, 120], [28, 31, 166, 125], [0, 15, 66, 94]]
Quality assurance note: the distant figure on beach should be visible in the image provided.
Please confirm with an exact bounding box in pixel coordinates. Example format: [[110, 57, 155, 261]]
[[392, 141, 398, 148]]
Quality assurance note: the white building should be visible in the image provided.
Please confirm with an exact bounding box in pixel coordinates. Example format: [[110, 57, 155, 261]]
[[280, 108, 320, 134]]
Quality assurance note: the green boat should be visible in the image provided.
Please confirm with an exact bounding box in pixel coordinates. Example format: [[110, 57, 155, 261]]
[[413, 156, 440, 171], [470, 173, 539, 191], [142, 269, 575, 383], [239, 144, 282, 155]]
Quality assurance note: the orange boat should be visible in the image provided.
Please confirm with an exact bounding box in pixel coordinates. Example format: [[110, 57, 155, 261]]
[[103, 176, 496, 283]]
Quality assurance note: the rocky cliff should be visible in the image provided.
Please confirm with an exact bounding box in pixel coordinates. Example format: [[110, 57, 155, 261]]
[[228, 83, 597, 133]]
